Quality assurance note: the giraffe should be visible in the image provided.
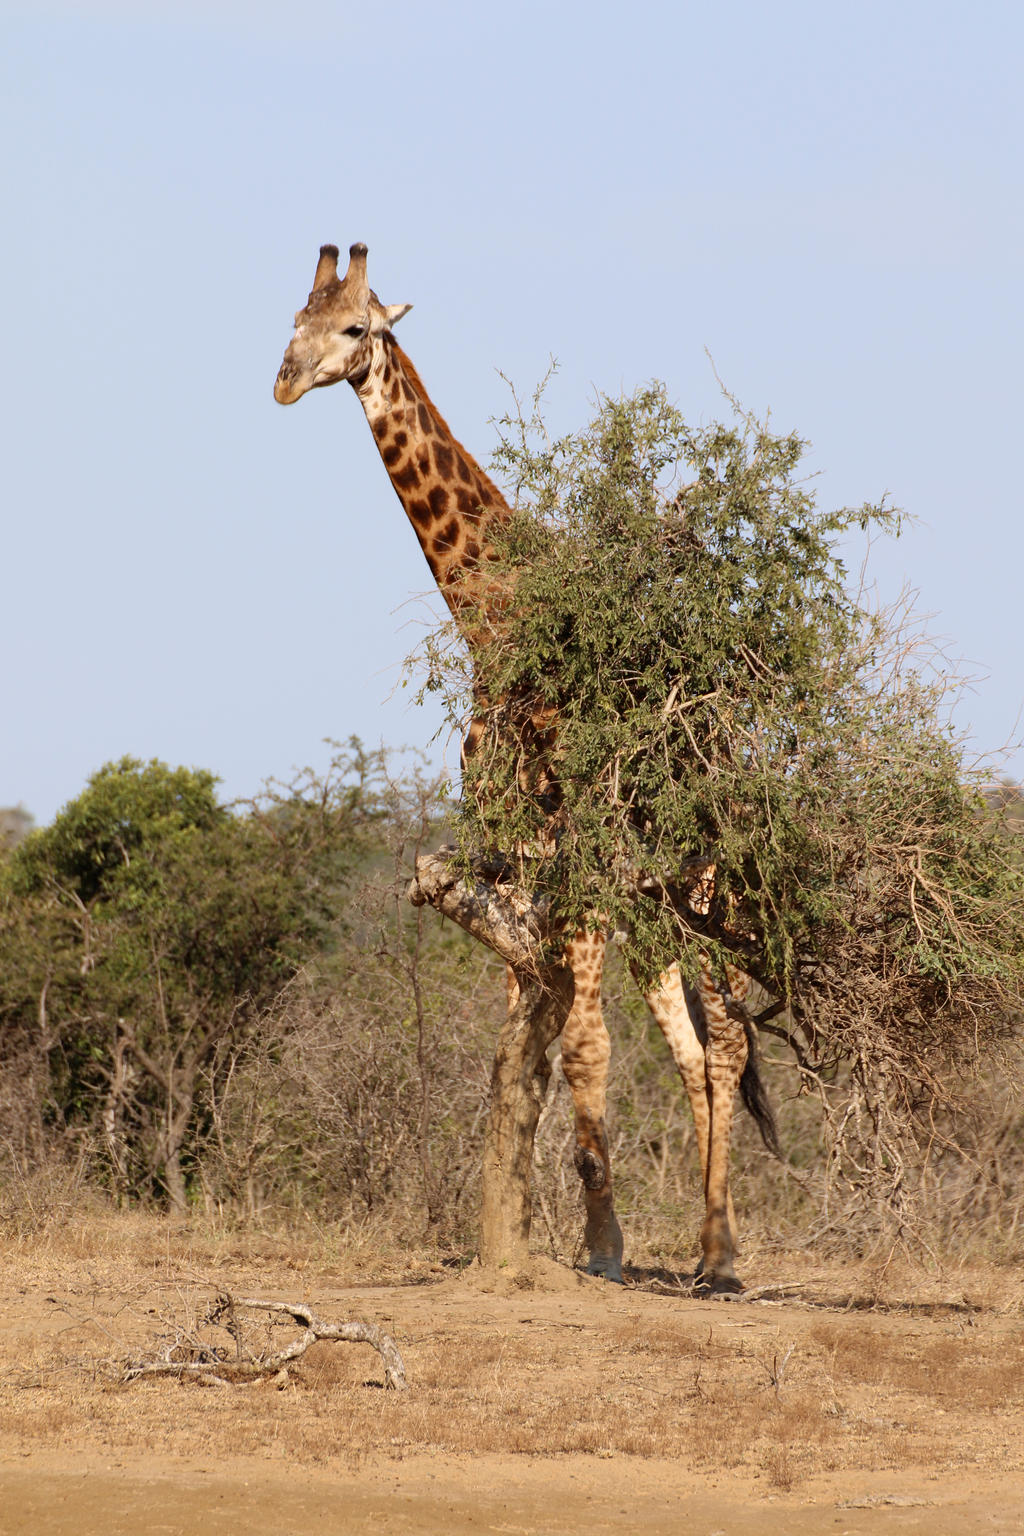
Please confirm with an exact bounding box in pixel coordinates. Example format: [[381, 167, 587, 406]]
[[274, 242, 775, 1292]]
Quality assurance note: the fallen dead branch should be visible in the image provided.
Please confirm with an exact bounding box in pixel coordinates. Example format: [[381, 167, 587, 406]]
[[123, 1292, 408, 1391]]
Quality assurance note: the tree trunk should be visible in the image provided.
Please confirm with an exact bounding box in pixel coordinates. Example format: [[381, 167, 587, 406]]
[[478, 961, 575, 1270]]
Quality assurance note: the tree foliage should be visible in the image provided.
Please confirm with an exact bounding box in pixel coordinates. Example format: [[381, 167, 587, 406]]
[[0, 745, 384, 1206], [421, 383, 1024, 1193]]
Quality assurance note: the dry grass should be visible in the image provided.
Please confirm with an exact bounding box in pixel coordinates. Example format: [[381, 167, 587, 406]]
[[805, 1321, 1024, 1412], [2, 1209, 1024, 1491], [0, 1186, 450, 1291]]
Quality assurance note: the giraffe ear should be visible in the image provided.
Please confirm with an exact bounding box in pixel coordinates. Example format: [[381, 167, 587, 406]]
[[384, 303, 412, 328]]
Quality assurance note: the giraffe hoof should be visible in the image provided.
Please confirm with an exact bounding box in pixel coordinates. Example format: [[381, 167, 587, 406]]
[[573, 1147, 607, 1191], [585, 1255, 624, 1284], [693, 1271, 744, 1297]]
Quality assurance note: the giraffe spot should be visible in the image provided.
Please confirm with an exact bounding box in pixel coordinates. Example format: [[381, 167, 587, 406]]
[[389, 378, 400, 404], [433, 517, 460, 551], [463, 538, 480, 564], [456, 455, 473, 485], [382, 442, 402, 469], [574, 1146, 608, 1191], [418, 403, 432, 434], [409, 499, 433, 528], [428, 484, 449, 519], [401, 377, 415, 402], [456, 486, 483, 520], [394, 431, 408, 450], [433, 442, 453, 481], [393, 462, 421, 492]]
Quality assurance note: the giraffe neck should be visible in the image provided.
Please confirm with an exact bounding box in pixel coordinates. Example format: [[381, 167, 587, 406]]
[[352, 335, 511, 621]]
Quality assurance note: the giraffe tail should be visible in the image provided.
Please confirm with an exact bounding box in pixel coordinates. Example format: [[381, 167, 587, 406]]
[[739, 1022, 781, 1158]]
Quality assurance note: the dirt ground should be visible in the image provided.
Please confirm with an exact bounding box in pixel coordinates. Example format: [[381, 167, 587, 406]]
[[2, 1222, 1023, 1535]]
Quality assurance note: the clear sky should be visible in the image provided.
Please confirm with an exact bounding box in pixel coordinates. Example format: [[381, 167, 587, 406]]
[[3, 0, 1021, 824]]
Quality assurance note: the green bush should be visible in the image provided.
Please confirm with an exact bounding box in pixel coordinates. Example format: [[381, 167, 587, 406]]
[[0, 746, 383, 1207], [421, 382, 1024, 1214]]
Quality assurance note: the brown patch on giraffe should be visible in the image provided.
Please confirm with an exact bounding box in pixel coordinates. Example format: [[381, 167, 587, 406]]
[[456, 486, 484, 521], [433, 517, 460, 552], [322, 334, 508, 617], [427, 484, 449, 520], [408, 499, 434, 528], [392, 462, 421, 493], [574, 1145, 608, 1190]]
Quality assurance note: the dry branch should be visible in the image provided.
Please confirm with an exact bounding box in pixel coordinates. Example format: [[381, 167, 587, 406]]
[[123, 1292, 407, 1391], [407, 846, 554, 970], [407, 846, 756, 969]]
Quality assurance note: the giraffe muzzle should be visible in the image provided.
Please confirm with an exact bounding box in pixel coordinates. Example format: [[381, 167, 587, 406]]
[[273, 366, 308, 405]]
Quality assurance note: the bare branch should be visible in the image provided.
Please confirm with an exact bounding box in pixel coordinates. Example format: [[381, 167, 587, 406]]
[[407, 847, 556, 972], [123, 1292, 407, 1391]]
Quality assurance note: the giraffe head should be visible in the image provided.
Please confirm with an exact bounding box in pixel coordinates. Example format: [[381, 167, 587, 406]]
[[273, 242, 412, 405]]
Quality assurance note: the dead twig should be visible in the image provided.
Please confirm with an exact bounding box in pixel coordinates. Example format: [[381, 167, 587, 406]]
[[123, 1292, 408, 1391]]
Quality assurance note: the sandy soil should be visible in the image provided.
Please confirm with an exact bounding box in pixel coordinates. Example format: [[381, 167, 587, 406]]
[[2, 1237, 1023, 1535]]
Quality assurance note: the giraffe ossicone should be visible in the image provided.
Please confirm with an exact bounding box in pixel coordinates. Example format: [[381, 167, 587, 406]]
[[274, 241, 776, 1293]]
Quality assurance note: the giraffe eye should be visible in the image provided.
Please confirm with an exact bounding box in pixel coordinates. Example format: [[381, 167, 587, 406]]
[[343, 324, 366, 339]]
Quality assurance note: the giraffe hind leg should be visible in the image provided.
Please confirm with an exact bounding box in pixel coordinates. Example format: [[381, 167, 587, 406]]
[[692, 962, 749, 1294], [641, 963, 741, 1289]]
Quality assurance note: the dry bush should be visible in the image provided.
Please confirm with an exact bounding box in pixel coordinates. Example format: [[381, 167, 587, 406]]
[[191, 853, 506, 1246], [3, 784, 1022, 1272], [6, 934, 1024, 1275]]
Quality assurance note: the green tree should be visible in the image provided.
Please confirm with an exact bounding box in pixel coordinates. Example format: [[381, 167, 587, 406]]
[[423, 384, 1024, 1197], [0, 746, 382, 1207]]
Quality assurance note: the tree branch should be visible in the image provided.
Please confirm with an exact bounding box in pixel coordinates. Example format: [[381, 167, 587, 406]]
[[124, 1293, 407, 1391], [406, 847, 557, 972]]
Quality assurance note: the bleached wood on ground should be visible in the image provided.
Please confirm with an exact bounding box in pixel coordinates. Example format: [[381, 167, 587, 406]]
[[123, 1292, 407, 1390]]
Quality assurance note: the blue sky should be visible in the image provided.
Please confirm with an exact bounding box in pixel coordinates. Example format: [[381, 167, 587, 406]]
[[3, 0, 1021, 822]]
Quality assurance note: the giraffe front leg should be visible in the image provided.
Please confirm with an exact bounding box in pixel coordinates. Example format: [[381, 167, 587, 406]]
[[561, 935, 624, 1283], [696, 965, 748, 1294]]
